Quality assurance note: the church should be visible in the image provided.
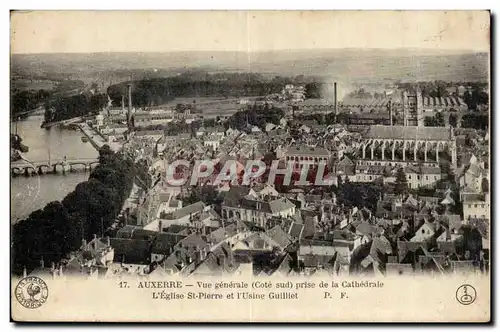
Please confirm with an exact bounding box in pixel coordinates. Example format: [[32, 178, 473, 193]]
[[358, 89, 457, 168]]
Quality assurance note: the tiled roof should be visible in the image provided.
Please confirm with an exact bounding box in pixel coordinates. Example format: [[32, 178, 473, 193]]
[[365, 125, 453, 141], [165, 201, 206, 220], [109, 238, 152, 265], [285, 146, 330, 157], [152, 232, 187, 255]]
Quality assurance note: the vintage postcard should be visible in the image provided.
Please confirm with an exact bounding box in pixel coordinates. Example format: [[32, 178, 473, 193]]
[[10, 10, 490, 322]]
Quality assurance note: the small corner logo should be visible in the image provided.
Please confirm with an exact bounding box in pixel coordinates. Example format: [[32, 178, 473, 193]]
[[15, 276, 49, 309], [456, 284, 476, 305]]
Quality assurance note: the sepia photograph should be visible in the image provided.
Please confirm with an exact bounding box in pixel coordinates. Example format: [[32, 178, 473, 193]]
[[9, 10, 491, 322]]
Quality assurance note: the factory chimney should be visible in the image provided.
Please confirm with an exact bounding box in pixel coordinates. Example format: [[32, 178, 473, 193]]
[[333, 82, 338, 122], [401, 90, 407, 126], [388, 99, 393, 126], [127, 83, 133, 127]]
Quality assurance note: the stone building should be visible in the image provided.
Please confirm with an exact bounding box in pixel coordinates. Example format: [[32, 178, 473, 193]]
[[359, 125, 457, 167]]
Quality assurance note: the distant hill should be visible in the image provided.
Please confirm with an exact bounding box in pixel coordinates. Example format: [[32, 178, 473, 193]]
[[11, 49, 489, 84]]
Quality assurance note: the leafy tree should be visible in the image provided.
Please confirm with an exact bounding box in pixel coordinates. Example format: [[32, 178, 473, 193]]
[[449, 113, 458, 128], [424, 116, 436, 127], [12, 146, 137, 275], [435, 112, 445, 127]]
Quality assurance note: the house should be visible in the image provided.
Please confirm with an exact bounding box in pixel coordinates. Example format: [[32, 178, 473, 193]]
[[221, 186, 296, 227], [252, 184, 279, 198], [190, 242, 239, 276], [43, 236, 116, 279], [150, 232, 187, 263], [463, 193, 490, 221], [196, 127, 206, 137], [410, 221, 442, 242], [204, 134, 223, 151], [251, 126, 262, 133], [108, 238, 152, 275], [159, 201, 207, 229], [459, 162, 489, 194], [298, 240, 339, 275], [134, 130, 165, 142], [284, 146, 331, 171], [405, 166, 442, 189], [99, 123, 128, 136], [265, 123, 277, 132], [335, 156, 356, 179]]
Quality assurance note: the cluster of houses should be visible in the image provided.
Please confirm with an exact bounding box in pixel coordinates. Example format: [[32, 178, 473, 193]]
[[27, 128, 489, 281], [28, 177, 489, 280], [27, 83, 489, 280]]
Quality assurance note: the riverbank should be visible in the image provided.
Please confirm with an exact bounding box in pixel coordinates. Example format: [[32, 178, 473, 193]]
[[77, 122, 122, 152], [11, 115, 99, 222]]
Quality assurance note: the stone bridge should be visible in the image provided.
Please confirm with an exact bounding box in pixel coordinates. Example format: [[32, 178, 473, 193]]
[[11, 158, 100, 176]]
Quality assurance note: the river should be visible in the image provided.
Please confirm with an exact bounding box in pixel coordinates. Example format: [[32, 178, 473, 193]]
[[11, 115, 99, 223]]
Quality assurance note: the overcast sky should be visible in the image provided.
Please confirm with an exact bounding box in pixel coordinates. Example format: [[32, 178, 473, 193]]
[[11, 11, 490, 54]]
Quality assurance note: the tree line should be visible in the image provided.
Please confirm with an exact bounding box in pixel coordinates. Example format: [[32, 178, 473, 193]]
[[107, 72, 324, 108], [225, 102, 285, 132], [11, 89, 51, 119], [43, 93, 108, 124], [12, 146, 139, 275]]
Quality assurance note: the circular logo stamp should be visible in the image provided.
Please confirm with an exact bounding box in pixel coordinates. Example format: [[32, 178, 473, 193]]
[[456, 284, 476, 305], [15, 276, 49, 309]]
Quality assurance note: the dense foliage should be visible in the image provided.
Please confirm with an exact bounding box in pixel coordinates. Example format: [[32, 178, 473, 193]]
[[107, 72, 317, 107], [225, 103, 284, 131], [12, 145, 137, 275], [182, 186, 222, 207], [334, 181, 384, 213], [461, 113, 489, 130], [43, 93, 108, 124], [11, 89, 51, 119], [424, 112, 445, 127]]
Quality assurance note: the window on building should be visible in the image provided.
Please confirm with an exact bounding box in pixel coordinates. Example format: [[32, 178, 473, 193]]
[[426, 176, 429, 180], [474, 204, 478, 208], [417, 175, 421, 180]]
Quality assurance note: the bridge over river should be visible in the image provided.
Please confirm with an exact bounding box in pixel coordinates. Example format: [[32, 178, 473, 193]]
[[11, 157, 99, 176]]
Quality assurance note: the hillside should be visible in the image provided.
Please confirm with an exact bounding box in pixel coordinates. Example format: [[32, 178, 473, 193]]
[[11, 49, 489, 85]]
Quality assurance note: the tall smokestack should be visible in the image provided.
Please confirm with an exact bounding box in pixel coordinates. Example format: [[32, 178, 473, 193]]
[[401, 90, 407, 126], [127, 83, 132, 126], [333, 82, 338, 121], [388, 99, 393, 126]]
